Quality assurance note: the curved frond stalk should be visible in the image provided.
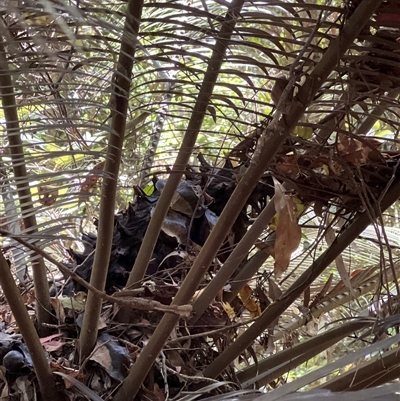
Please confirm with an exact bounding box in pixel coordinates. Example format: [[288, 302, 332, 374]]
[[78, 0, 144, 361], [0, 38, 53, 334], [113, 0, 247, 397], [203, 177, 400, 379], [0, 252, 61, 401]]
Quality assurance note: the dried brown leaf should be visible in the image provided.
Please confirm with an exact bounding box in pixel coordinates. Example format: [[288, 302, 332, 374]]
[[273, 197, 301, 277], [239, 284, 261, 318]]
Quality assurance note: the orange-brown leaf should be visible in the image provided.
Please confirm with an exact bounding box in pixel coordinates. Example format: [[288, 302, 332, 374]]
[[239, 284, 261, 317]]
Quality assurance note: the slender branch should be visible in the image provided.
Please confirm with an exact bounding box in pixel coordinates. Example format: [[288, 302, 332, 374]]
[[0, 252, 61, 401], [78, 0, 144, 361], [0, 37, 53, 334]]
